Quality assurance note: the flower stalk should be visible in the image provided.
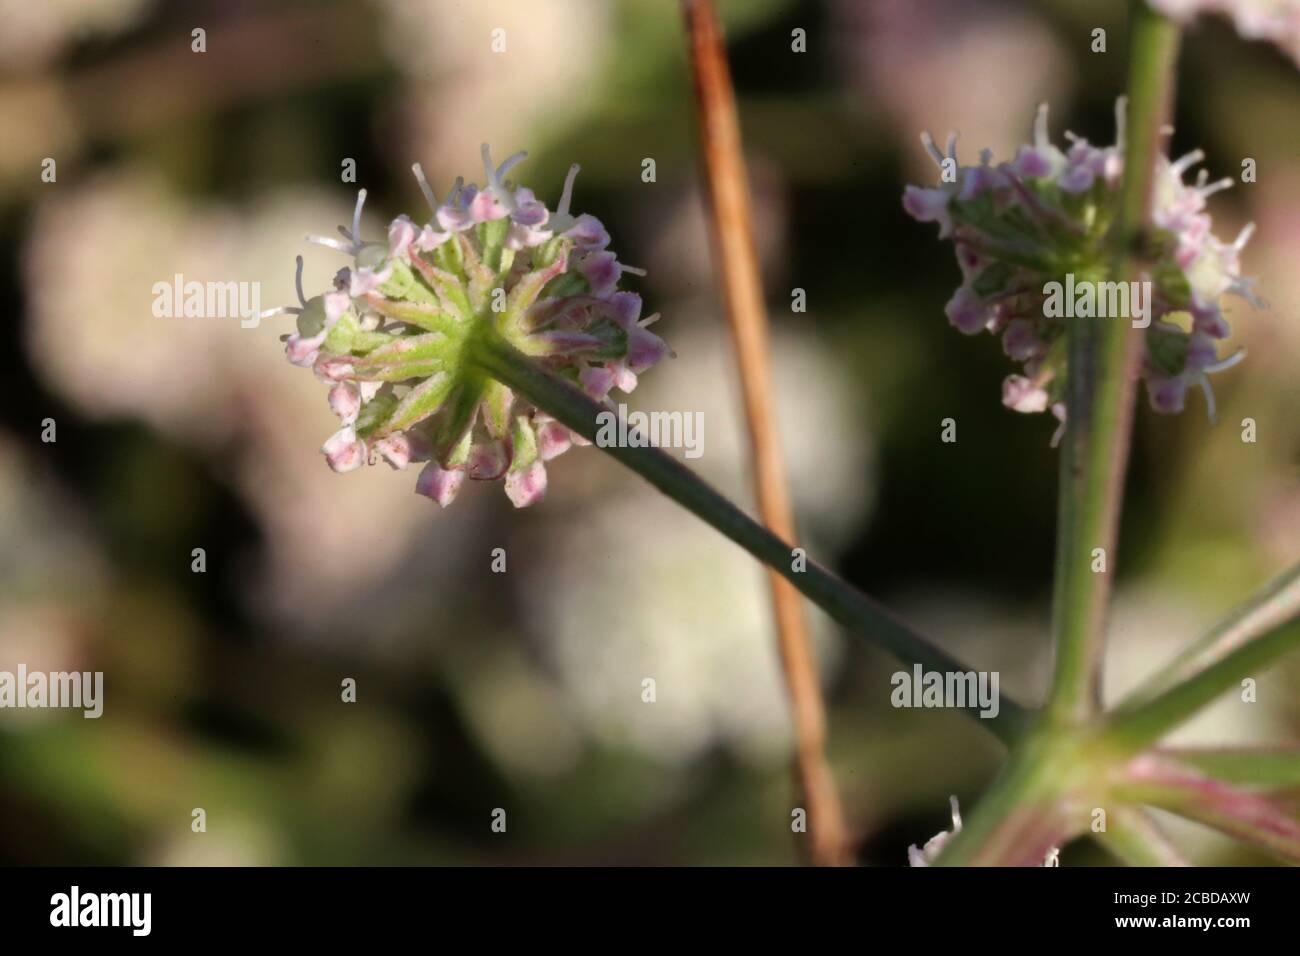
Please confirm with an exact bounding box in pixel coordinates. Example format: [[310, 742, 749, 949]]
[[470, 331, 1031, 743], [681, 0, 848, 866], [1046, 1, 1183, 725]]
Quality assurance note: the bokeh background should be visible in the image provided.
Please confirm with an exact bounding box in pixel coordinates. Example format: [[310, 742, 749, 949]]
[[0, 0, 1296, 866]]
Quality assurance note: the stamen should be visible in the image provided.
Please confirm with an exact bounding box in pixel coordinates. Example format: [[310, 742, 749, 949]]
[[1170, 149, 1205, 179], [949, 796, 962, 831], [1233, 222, 1256, 250], [495, 149, 528, 183], [294, 255, 306, 307], [1230, 277, 1267, 308], [351, 189, 367, 247], [258, 305, 301, 319], [1196, 176, 1233, 199], [1113, 95, 1127, 153], [1033, 103, 1049, 149], [411, 162, 439, 213], [307, 234, 352, 253], [556, 163, 580, 219], [1197, 374, 1218, 423], [920, 131, 946, 167], [944, 132, 959, 162], [621, 264, 648, 276], [1204, 348, 1246, 374]]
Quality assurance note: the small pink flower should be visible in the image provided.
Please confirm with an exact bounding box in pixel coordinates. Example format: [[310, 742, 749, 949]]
[[504, 461, 548, 508], [415, 461, 465, 507], [1002, 374, 1050, 413], [322, 427, 366, 473]]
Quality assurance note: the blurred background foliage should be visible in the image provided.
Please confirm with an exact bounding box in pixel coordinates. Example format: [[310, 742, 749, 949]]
[[0, 0, 1296, 865]]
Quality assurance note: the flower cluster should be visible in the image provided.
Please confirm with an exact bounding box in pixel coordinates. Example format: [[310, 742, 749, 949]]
[[1149, 0, 1300, 67], [903, 100, 1261, 435], [266, 146, 670, 508]]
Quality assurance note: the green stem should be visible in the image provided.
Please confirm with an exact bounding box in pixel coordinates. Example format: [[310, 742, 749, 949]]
[[1151, 747, 1300, 788], [470, 331, 1030, 743], [1046, 2, 1181, 724], [1121, 562, 1300, 706], [1102, 618, 1300, 750]]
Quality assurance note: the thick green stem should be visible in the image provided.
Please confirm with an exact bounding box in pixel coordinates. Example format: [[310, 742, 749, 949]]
[[1046, 2, 1181, 724], [470, 332, 1029, 743]]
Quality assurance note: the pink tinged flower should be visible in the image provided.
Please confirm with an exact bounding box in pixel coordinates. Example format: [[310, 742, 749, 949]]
[[510, 187, 549, 227], [322, 427, 366, 473], [468, 189, 509, 223], [388, 215, 419, 259], [580, 251, 622, 297], [1011, 146, 1054, 179], [467, 440, 511, 481], [1002, 374, 1050, 413], [1057, 162, 1096, 194], [1002, 319, 1045, 361], [580, 365, 616, 400], [1147, 375, 1188, 414], [414, 460, 465, 507], [504, 461, 548, 508], [286, 330, 327, 367], [413, 224, 450, 251], [901, 185, 953, 238], [314, 355, 357, 382], [944, 285, 993, 335], [608, 360, 639, 394], [372, 432, 414, 470], [627, 324, 671, 373], [329, 382, 362, 425], [537, 421, 573, 461], [349, 262, 393, 297], [436, 186, 476, 233], [564, 214, 611, 251]]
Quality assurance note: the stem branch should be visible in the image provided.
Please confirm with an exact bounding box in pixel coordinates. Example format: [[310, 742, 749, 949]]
[[471, 333, 1030, 743]]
